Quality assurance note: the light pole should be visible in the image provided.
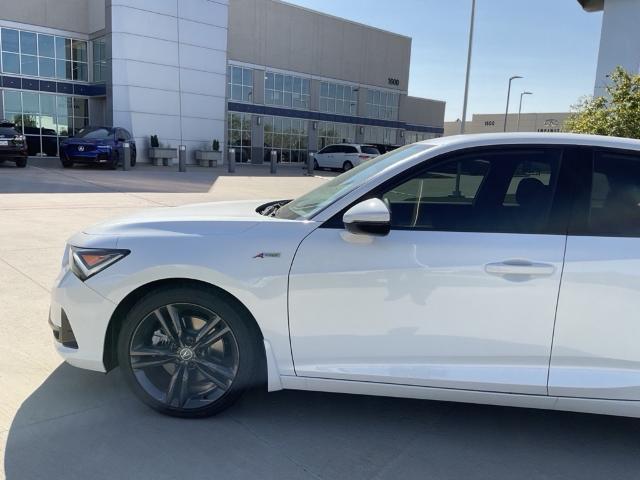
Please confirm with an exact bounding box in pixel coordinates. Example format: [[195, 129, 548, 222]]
[[503, 75, 523, 132], [517, 91, 533, 132], [460, 0, 476, 134]]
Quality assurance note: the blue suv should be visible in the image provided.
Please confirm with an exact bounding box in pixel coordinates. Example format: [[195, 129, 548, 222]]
[[60, 126, 137, 169]]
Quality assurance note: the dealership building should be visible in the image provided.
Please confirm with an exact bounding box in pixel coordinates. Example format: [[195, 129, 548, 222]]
[[0, 0, 445, 164], [579, 0, 640, 96]]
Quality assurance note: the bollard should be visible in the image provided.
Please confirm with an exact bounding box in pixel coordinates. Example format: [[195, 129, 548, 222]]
[[306, 152, 315, 176], [270, 150, 277, 174], [122, 142, 130, 171], [178, 145, 187, 172], [228, 148, 236, 173]]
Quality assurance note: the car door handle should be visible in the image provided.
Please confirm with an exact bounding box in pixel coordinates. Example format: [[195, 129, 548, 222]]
[[484, 260, 555, 277]]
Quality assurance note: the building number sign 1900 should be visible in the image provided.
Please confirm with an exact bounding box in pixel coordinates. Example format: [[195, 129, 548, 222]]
[[388, 77, 400, 86]]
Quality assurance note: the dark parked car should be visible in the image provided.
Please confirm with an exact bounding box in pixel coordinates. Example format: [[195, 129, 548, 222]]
[[372, 144, 401, 155], [59, 126, 136, 169], [0, 121, 28, 168]]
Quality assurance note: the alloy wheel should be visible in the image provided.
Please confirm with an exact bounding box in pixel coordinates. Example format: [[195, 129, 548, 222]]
[[128, 303, 240, 410]]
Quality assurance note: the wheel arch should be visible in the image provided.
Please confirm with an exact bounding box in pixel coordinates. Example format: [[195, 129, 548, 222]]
[[103, 278, 267, 384]]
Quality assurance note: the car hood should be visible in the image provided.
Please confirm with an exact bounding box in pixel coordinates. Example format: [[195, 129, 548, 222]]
[[64, 138, 110, 145], [81, 199, 283, 237]]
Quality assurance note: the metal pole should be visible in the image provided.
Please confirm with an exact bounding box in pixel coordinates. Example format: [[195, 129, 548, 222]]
[[122, 142, 130, 171], [517, 91, 532, 132], [460, 0, 476, 135], [228, 148, 236, 173], [503, 75, 522, 132], [270, 150, 277, 174], [178, 145, 186, 172], [306, 152, 315, 176]]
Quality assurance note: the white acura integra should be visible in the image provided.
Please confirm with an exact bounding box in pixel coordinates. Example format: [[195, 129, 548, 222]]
[[51, 133, 640, 418]]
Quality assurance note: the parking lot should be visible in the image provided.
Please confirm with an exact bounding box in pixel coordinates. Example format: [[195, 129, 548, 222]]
[[1, 161, 640, 480]]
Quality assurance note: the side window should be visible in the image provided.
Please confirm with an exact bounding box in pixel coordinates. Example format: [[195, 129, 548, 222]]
[[382, 157, 490, 230], [344, 146, 358, 154], [380, 148, 562, 233], [588, 151, 640, 236], [319, 146, 335, 154]]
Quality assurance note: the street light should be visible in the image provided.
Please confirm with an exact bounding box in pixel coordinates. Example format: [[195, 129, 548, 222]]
[[503, 75, 523, 132], [460, 0, 476, 134], [517, 91, 533, 132]]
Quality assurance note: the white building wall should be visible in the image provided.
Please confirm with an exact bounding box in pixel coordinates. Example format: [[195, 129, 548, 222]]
[[109, 0, 228, 162], [593, 0, 640, 96]]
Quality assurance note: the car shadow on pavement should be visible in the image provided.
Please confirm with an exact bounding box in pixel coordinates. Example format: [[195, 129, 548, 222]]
[[5, 364, 640, 480]]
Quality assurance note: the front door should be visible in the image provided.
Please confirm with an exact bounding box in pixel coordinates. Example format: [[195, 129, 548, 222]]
[[289, 146, 571, 395]]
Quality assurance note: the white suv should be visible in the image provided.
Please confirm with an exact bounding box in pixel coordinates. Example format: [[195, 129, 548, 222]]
[[314, 143, 380, 171]]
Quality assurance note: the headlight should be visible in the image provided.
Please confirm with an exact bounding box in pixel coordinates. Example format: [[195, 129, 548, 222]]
[[69, 246, 130, 281]]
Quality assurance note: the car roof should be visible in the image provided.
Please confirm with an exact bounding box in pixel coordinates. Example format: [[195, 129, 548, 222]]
[[419, 132, 640, 152]]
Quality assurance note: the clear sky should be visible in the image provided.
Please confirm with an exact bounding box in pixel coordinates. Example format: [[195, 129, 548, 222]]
[[285, 0, 603, 121]]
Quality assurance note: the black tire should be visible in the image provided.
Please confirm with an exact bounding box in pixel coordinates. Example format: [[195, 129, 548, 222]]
[[130, 149, 137, 167], [15, 158, 27, 168], [108, 151, 120, 170], [343, 161, 353, 172], [313, 159, 319, 170], [117, 286, 259, 418]]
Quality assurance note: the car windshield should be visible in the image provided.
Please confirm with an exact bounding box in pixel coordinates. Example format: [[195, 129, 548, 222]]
[[276, 143, 434, 220], [0, 127, 18, 136], [75, 127, 113, 139]]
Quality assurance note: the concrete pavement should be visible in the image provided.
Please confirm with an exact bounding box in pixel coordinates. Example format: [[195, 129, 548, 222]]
[[1, 162, 640, 479]]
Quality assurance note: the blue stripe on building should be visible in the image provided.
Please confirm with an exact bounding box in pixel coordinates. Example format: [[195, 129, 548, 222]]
[[0, 75, 106, 97], [228, 102, 444, 134]]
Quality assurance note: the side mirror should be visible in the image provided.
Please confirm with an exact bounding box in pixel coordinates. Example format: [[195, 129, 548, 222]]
[[342, 198, 391, 236]]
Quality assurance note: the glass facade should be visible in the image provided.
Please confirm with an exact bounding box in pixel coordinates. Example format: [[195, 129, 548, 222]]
[[265, 71, 310, 109], [319, 81, 357, 115], [366, 89, 399, 120], [227, 112, 252, 163], [227, 65, 253, 102], [404, 131, 438, 144], [317, 121, 356, 150], [364, 126, 398, 146], [263, 116, 308, 163], [0, 27, 88, 81], [2, 90, 89, 156], [92, 37, 108, 83]]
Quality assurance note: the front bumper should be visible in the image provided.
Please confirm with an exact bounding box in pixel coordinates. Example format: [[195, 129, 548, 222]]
[[0, 147, 28, 160], [61, 147, 113, 164], [49, 265, 117, 372]]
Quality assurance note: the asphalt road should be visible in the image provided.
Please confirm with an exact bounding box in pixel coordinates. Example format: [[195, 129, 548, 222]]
[[1, 160, 640, 480]]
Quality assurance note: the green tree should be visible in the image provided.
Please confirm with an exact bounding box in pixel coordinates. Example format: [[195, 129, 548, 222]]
[[565, 67, 640, 139]]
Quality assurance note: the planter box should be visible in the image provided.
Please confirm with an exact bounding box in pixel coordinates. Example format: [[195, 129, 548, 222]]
[[195, 150, 221, 167], [148, 147, 177, 166]]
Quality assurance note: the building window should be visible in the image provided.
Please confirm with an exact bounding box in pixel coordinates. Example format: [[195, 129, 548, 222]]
[[366, 89, 399, 120], [263, 116, 308, 163], [0, 27, 88, 81], [265, 72, 310, 109], [319, 81, 357, 115], [92, 37, 108, 83], [2, 90, 88, 156], [317, 121, 356, 149], [364, 126, 398, 146], [404, 131, 437, 144], [227, 65, 253, 103], [227, 112, 252, 163]]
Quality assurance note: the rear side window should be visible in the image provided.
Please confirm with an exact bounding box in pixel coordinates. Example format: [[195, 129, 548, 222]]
[[343, 146, 358, 154], [587, 151, 640, 236], [361, 146, 380, 155]]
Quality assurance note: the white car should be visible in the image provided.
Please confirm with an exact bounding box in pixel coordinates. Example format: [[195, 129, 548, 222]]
[[50, 133, 640, 418], [313, 143, 380, 171]]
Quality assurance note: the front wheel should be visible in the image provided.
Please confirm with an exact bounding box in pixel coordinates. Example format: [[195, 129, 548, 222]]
[[108, 151, 120, 170], [117, 287, 259, 418], [15, 157, 27, 168], [313, 159, 319, 170]]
